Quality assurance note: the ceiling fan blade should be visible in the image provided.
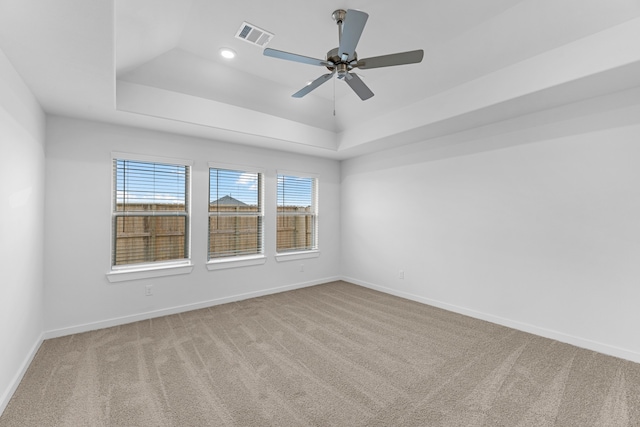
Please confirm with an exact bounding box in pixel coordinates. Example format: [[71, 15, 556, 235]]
[[356, 50, 424, 69], [264, 48, 333, 67], [345, 73, 374, 100], [338, 9, 368, 61], [292, 72, 335, 98]]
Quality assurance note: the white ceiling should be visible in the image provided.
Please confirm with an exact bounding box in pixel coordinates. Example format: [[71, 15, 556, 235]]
[[1, 0, 640, 159]]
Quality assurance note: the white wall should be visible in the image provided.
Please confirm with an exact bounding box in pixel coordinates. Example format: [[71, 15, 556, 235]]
[[0, 49, 45, 413], [44, 116, 340, 335], [341, 88, 640, 362]]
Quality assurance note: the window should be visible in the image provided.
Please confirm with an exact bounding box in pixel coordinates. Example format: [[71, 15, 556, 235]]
[[277, 173, 318, 253], [111, 155, 190, 269], [209, 166, 263, 260]]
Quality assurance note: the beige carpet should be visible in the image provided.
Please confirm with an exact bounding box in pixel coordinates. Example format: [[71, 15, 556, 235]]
[[2, 281, 640, 426]]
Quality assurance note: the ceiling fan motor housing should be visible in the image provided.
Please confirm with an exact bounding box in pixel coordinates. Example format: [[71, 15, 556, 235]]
[[326, 47, 356, 74]]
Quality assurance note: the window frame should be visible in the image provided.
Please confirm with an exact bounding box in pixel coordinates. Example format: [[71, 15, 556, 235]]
[[107, 152, 193, 283], [206, 162, 266, 271], [275, 170, 319, 262]]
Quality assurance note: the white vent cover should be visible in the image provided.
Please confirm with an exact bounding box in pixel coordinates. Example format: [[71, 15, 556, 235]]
[[235, 22, 274, 47]]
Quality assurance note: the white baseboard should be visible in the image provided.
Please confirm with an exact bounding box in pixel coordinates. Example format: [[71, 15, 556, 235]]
[[44, 277, 339, 340], [0, 333, 43, 417], [342, 276, 640, 364]]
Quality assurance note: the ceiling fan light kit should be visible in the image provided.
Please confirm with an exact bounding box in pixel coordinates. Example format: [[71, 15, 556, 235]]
[[264, 9, 424, 101]]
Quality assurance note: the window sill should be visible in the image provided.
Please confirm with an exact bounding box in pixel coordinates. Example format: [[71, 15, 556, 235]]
[[207, 255, 267, 271], [275, 250, 320, 262], [106, 262, 194, 283]]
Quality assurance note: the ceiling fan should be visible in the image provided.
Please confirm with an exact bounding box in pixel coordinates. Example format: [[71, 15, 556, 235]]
[[264, 9, 424, 101]]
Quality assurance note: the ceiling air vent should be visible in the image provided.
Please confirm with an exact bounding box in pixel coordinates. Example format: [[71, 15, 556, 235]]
[[235, 22, 274, 47]]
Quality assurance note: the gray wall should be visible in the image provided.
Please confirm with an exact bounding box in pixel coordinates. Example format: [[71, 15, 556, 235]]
[[341, 87, 640, 362], [0, 48, 45, 413], [43, 116, 341, 336]]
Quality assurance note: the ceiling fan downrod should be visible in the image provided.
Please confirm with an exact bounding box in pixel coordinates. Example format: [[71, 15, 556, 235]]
[[332, 9, 347, 45], [330, 9, 353, 78]]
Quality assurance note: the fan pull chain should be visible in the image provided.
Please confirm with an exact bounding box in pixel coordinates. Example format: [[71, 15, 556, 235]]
[[333, 75, 336, 116]]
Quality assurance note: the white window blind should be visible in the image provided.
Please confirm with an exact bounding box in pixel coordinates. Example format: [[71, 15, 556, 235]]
[[277, 173, 317, 253], [209, 167, 263, 259], [112, 158, 190, 267]]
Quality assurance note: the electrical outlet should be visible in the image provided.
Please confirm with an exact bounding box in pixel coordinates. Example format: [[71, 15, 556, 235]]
[[300, 264, 305, 272], [399, 270, 405, 279], [145, 284, 153, 296]]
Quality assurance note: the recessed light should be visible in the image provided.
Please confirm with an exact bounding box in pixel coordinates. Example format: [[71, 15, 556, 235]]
[[219, 48, 236, 59]]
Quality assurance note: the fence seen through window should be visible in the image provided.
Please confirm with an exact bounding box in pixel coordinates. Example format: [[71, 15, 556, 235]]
[[112, 160, 316, 267], [112, 158, 189, 267], [209, 167, 263, 259], [277, 174, 317, 253]]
